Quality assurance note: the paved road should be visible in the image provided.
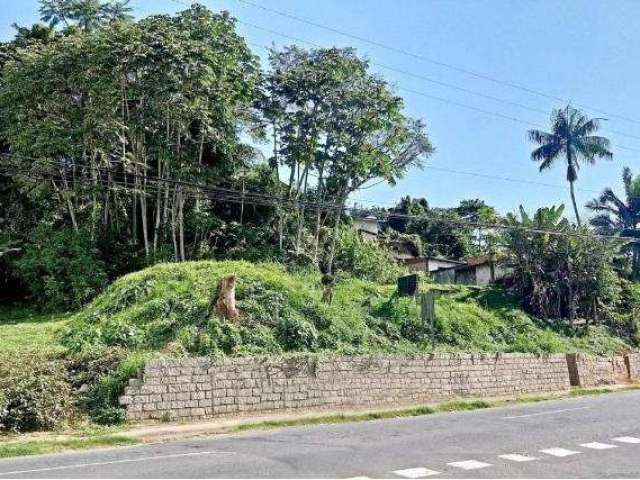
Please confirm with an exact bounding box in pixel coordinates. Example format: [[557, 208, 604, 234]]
[[2, 390, 640, 478]]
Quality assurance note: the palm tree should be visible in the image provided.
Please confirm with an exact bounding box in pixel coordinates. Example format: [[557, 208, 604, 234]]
[[528, 106, 613, 226], [587, 167, 640, 278]]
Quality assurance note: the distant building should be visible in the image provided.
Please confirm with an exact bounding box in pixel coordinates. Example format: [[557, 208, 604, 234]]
[[388, 239, 421, 261], [352, 216, 379, 241], [403, 256, 466, 273], [431, 255, 510, 286]]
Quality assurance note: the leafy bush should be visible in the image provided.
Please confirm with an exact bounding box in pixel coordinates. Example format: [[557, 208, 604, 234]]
[[65, 347, 127, 391], [277, 313, 319, 350], [610, 279, 640, 345], [334, 228, 403, 283], [505, 206, 621, 322], [79, 353, 149, 426], [0, 355, 72, 432], [59, 260, 631, 358], [14, 225, 107, 310]]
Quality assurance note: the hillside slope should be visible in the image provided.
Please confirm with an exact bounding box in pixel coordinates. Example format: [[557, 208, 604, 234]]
[[60, 260, 630, 356]]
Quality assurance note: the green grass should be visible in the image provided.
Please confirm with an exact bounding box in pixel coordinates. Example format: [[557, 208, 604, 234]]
[[6, 259, 625, 357], [0, 304, 70, 355], [0, 435, 139, 458]]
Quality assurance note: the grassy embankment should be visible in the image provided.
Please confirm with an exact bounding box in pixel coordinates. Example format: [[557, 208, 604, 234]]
[[0, 260, 633, 450], [56, 260, 631, 356]]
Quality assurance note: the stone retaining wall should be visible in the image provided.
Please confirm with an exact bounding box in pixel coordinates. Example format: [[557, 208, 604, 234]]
[[120, 353, 571, 422], [566, 353, 631, 387], [627, 353, 640, 382]]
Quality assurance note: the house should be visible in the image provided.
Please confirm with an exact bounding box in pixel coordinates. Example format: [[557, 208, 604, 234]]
[[431, 255, 510, 286], [352, 216, 379, 241], [388, 239, 421, 261], [403, 256, 466, 273]]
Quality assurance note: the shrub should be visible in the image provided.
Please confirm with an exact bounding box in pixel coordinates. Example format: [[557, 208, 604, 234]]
[[79, 353, 149, 426], [65, 347, 127, 390], [505, 206, 621, 323], [14, 225, 107, 310], [0, 356, 72, 432], [334, 228, 403, 283], [277, 313, 319, 351]]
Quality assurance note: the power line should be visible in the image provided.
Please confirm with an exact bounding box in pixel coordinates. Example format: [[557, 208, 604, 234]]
[[240, 26, 640, 155], [3, 155, 639, 244], [232, 0, 640, 127], [240, 21, 640, 143], [246, 38, 640, 153], [140, 1, 640, 153]]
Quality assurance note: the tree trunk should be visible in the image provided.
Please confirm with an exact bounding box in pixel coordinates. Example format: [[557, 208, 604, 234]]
[[215, 274, 240, 321], [325, 192, 346, 276], [294, 168, 309, 254], [53, 178, 79, 233], [170, 187, 179, 262], [178, 187, 185, 262], [569, 180, 581, 227], [195, 131, 205, 212], [313, 163, 325, 263], [152, 156, 162, 253]]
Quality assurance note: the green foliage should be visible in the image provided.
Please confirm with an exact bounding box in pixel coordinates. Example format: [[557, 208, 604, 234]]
[[334, 227, 403, 283], [528, 106, 613, 225], [505, 205, 621, 323], [609, 279, 640, 345], [277, 314, 319, 351], [78, 352, 148, 425], [385, 196, 494, 258], [14, 225, 107, 310], [39, 0, 133, 30], [588, 167, 640, 280], [58, 260, 631, 357], [0, 355, 72, 432]]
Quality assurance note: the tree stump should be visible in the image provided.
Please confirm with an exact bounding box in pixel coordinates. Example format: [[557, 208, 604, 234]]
[[215, 274, 240, 321], [321, 274, 335, 305]]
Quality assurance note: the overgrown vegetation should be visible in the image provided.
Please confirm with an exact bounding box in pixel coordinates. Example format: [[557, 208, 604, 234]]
[[1, 0, 640, 438], [58, 260, 631, 357], [0, 355, 72, 432]]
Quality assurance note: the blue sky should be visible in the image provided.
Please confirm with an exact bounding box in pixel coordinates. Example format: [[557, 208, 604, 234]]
[[3, 0, 640, 219]]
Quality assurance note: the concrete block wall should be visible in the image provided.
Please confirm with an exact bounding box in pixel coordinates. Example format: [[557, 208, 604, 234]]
[[567, 353, 632, 387], [626, 353, 640, 381], [120, 353, 571, 422]]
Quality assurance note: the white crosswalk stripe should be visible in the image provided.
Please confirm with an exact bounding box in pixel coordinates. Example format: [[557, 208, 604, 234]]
[[499, 453, 538, 462], [447, 460, 492, 470], [613, 436, 640, 444], [393, 467, 440, 478], [540, 447, 581, 457], [381, 435, 640, 480], [580, 442, 618, 450]]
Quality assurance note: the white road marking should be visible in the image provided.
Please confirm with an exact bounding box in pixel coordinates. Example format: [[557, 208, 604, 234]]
[[499, 453, 538, 462], [0, 450, 234, 476], [613, 436, 640, 444], [447, 460, 492, 470], [393, 467, 440, 478], [540, 448, 581, 457], [343, 477, 370, 479], [580, 442, 618, 450], [503, 406, 590, 419]]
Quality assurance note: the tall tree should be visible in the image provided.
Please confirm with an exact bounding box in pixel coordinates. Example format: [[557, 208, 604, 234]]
[[587, 167, 640, 278], [39, 0, 132, 31], [0, 4, 260, 262], [527, 106, 613, 226], [263, 47, 433, 269]]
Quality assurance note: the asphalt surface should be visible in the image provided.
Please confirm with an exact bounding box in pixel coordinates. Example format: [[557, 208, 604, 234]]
[[2, 390, 640, 478]]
